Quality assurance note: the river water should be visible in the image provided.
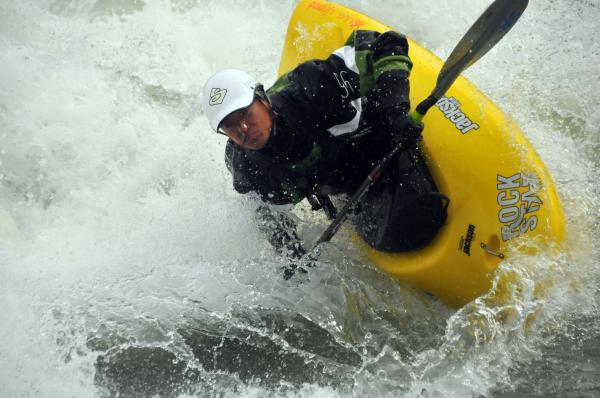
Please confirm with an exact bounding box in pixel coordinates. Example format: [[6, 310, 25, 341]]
[[0, 0, 598, 397]]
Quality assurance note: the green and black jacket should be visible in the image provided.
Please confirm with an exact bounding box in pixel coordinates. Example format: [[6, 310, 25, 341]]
[[225, 30, 414, 205]]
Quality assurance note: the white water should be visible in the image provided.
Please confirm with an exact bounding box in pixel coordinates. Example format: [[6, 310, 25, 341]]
[[1, 1, 598, 397]]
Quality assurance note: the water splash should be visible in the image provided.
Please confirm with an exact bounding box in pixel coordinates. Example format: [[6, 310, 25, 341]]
[[1, 0, 598, 397]]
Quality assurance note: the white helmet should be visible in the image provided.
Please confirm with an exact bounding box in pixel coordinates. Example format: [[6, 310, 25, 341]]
[[202, 69, 259, 132]]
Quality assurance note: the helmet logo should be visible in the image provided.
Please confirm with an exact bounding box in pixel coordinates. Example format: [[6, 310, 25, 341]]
[[209, 88, 227, 106]]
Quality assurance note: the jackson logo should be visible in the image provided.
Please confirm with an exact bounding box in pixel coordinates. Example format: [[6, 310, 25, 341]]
[[459, 224, 476, 256], [435, 96, 480, 134], [209, 88, 227, 106], [497, 172, 543, 241]]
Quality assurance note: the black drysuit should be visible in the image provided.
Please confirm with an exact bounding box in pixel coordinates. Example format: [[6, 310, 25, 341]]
[[224, 30, 447, 255]]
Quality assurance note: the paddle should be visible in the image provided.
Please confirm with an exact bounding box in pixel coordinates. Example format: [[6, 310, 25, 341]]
[[310, 0, 529, 252]]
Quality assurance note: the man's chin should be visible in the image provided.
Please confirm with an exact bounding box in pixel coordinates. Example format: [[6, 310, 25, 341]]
[[241, 140, 262, 151], [250, 137, 268, 150], [252, 142, 267, 150]]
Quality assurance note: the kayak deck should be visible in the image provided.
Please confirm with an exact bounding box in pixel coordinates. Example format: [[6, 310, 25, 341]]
[[278, 0, 566, 307]]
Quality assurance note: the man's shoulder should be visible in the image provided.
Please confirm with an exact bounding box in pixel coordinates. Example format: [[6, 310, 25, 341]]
[[225, 139, 247, 173], [224, 140, 264, 194], [225, 140, 268, 175]]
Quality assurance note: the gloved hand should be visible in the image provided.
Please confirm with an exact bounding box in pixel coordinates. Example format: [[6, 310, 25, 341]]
[[388, 113, 424, 149], [282, 263, 308, 280], [282, 258, 315, 280], [372, 69, 423, 149], [283, 254, 316, 281]]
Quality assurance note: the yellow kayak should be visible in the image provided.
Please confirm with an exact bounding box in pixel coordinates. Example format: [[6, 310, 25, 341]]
[[277, 0, 566, 307]]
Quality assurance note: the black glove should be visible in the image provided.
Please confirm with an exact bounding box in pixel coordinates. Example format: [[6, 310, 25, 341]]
[[372, 70, 423, 149], [388, 114, 424, 149]]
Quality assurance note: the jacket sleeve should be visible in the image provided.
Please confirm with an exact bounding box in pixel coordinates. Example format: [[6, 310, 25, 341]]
[[366, 30, 413, 120], [349, 30, 418, 145], [254, 205, 306, 259]]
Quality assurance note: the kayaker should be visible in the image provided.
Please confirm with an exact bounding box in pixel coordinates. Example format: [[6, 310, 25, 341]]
[[202, 30, 448, 277]]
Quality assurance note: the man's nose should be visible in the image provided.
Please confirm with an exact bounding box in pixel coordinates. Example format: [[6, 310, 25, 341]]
[[236, 121, 249, 144], [239, 121, 249, 135]]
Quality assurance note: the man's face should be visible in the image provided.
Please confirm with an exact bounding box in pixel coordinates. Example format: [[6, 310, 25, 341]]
[[218, 98, 272, 150]]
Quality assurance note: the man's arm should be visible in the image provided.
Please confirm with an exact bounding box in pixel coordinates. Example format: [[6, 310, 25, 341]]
[[368, 31, 423, 146], [255, 205, 313, 280], [268, 30, 421, 144], [225, 140, 311, 278], [255, 205, 305, 259], [329, 29, 421, 146]]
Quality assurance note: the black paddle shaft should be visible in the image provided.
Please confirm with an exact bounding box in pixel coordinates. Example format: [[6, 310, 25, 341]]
[[314, 144, 402, 247]]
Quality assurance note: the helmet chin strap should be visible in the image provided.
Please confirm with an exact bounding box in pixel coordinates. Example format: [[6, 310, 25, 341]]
[[251, 83, 276, 146], [241, 129, 249, 146], [255, 83, 275, 133]]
